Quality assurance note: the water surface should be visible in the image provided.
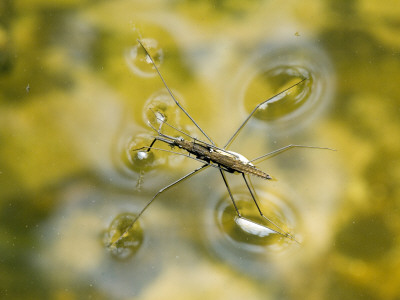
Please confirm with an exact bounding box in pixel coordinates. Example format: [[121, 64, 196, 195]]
[[1, 1, 399, 299]]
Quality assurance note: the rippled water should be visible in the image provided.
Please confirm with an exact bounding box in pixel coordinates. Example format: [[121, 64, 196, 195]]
[[230, 41, 334, 132], [1, 1, 400, 299]]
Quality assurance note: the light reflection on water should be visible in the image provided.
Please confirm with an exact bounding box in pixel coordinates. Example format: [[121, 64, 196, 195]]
[[230, 40, 334, 134]]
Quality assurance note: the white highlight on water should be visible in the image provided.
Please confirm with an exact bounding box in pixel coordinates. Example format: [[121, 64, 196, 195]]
[[137, 151, 148, 160], [235, 217, 275, 237]]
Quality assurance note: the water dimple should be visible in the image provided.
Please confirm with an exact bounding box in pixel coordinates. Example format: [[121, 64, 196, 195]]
[[215, 191, 297, 250], [120, 133, 158, 173], [103, 213, 144, 260], [142, 90, 182, 128], [205, 187, 300, 276], [250, 66, 311, 122], [125, 38, 164, 78], [115, 91, 188, 177], [232, 42, 334, 133], [142, 90, 198, 141]]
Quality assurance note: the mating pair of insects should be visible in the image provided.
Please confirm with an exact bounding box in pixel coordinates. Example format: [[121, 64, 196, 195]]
[[111, 40, 331, 247]]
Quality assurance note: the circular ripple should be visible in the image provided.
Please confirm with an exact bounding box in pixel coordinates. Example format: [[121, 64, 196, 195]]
[[231, 41, 334, 133], [113, 127, 159, 178], [103, 213, 144, 260], [205, 186, 301, 276], [142, 90, 186, 130], [125, 38, 164, 78], [141, 90, 199, 147]]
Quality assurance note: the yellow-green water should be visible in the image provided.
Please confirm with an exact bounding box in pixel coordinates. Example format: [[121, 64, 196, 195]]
[[1, 1, 400, 299]]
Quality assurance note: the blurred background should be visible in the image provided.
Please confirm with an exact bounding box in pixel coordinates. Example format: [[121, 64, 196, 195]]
[[1, 0, 400, 299]]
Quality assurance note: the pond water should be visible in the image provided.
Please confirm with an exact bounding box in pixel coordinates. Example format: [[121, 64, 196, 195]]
[[1, 1, 400, 299]]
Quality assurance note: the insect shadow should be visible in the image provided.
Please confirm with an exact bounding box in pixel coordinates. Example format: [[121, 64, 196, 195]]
[[110, 39, 333, 248]]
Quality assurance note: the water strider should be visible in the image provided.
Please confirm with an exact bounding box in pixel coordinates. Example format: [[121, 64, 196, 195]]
[[109, 39, 333, 248]]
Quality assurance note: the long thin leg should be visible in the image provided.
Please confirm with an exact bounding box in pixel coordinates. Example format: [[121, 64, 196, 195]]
[[219, 169, 241, 217], [146, 138, 157, 152], [242, 173, 299, 243], [224, 79, 307, 149], [137, 39, 215, 146], [110, 164, 210, 247], [250, 144, 336, 164]]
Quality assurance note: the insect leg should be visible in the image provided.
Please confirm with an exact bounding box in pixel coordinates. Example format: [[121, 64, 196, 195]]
[[145, 138, 158, 152], [219, 169, 241, 217], [223, 79, 307, 149], [250, 144, 335, 164], [242, 173, 299, 243], [110, 163, 210, 248], [137, 39, 215, 146]]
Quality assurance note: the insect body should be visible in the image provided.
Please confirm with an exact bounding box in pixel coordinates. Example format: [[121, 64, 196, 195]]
[[150, 131, 271, 180], [110, 39, 333, 248]]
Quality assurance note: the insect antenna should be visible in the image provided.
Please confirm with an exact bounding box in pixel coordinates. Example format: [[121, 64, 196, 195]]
[[137, 39, 215, 146], [149, 108, 200, 141]]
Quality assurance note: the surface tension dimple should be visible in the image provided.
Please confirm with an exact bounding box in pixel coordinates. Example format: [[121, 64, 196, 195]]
[[125, 38, 164, 78], [104, 213, 144, 260]]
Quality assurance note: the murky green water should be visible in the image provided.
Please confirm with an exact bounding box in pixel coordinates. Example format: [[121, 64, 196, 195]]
[[1, 1, 400, 299]]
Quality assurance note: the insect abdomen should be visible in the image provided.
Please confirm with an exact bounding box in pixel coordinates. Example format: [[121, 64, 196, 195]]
[[233, 163, 271, 180]]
